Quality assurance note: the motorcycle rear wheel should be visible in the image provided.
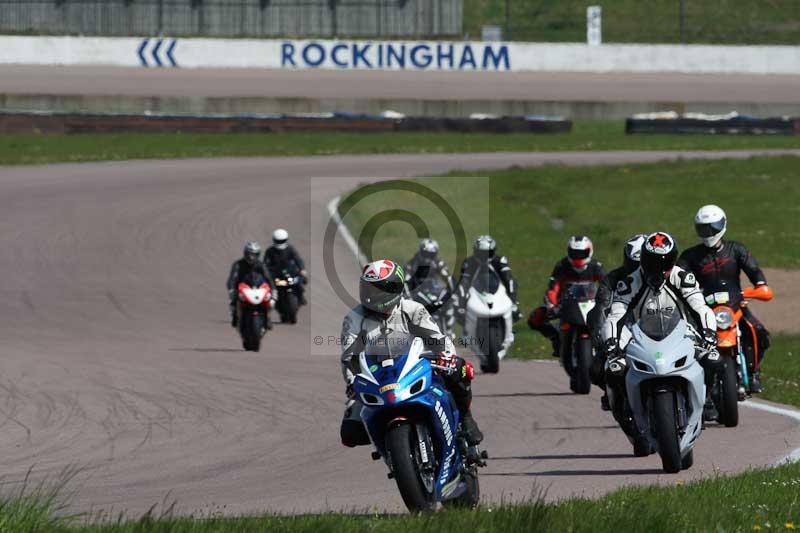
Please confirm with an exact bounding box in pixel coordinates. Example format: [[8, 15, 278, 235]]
[[652, 391, 682, 473], [386, 423, 435, 512]]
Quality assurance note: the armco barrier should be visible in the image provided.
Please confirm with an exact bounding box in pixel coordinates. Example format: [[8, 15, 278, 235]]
[[626, 116, 800, 135], [0, 110, 572, 135], [2, 36, 800, 74]]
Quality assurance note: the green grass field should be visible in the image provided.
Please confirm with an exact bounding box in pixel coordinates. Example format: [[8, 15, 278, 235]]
[[338, 156, 800, 406], [464, 0, 800, 44], [5, 460, 799, 531], [2, 122, 800, 165]]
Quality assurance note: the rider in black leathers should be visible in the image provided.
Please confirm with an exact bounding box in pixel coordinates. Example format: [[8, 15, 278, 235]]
[[677, 204, 771, 393], [226, 241, 276, 328], [263, 228, 307, 306]]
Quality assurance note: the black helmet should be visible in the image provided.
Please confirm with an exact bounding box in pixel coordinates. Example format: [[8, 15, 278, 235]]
[[474, 235, 496, 261], [640, 232, 678, 290], [359, 259, 405, 314], [622, 233, 647, 272], [419, 238, 439, 261], [243, 241, 261, 265]]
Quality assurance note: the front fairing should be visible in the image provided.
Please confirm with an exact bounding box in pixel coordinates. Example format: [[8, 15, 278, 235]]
[[353, 340, 462, 500]]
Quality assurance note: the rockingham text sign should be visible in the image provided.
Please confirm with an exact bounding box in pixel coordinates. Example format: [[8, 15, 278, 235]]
[[2, 36, 800, 75], [280, 41, 511, 71]]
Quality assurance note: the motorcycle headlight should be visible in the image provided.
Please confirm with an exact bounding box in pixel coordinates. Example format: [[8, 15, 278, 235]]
[[715, 308, 734, 330]]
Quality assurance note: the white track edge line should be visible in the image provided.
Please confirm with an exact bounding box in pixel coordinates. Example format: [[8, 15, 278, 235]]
[[741, 399, 800, 464], [326, 194, 367, 267]]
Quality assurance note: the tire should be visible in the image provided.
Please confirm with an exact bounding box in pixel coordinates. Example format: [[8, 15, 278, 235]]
[[483, 319, 503, 374], [285, 292, 298, 324], [718, 358, 739, 428], [385, 423, 435, 512], [652, 391, 682, 473], [681, 449, 694, 470], [573, 336, 593, 395], [240, 313, 261, 352]]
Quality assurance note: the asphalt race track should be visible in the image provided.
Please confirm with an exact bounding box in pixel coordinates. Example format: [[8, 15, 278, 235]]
[[1, 150, 799, 516], [2, 66, 800, 103]]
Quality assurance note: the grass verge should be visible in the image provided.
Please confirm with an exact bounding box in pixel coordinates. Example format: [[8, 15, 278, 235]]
[[2, 122, 800, 165], [464, 0, 800, 44], [338, 156, 800, 406], [13, 461, 800, 531]]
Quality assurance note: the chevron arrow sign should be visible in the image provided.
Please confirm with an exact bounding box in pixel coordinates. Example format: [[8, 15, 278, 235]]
[[137, 38, 178, 67]]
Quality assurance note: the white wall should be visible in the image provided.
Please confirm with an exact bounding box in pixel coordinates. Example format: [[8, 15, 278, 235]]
[[2, 36, 800, 75]]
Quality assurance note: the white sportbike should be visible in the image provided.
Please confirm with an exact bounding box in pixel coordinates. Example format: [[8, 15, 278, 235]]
[[462, 265, 514, 374], [622, 311, 710, 473]]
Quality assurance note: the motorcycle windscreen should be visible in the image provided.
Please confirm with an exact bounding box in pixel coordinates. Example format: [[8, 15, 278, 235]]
[[564, 281, 597, 301], [471, 265, 500, 293], [637, 294, 681, 341]]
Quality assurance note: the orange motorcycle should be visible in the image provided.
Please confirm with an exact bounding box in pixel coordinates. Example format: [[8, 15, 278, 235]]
[[706, 284, 773, 427]]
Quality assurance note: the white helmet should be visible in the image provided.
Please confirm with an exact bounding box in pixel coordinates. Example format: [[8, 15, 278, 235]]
[[419, 238, 439, 260], [567, 235, 593, 272], [272, 228, 289, 250], [623, 233, 647, 271], [694, 205, 727, 248]]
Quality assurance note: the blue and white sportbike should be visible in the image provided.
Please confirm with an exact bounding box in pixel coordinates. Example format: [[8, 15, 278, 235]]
[[353, 337, 486, 511]]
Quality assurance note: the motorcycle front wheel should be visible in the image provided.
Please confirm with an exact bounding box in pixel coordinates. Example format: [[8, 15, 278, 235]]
[[718, 356, 739, 427], [573, 335, 593, 395], [652, 390, 682, 473], [386, 423, 435, 512]]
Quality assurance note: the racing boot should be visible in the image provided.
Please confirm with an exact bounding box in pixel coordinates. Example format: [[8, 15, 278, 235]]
[[703, 396, 718, 422], [633, 435, 655, 457], [230, 306, 238, 328], [750, 372, 763, 393], [460, 410, 484, 446], [600, 393, 611, 412]]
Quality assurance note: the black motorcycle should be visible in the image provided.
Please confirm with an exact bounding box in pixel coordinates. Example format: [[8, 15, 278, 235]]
[[273, 267, 302, 324], [558, 282, 598, 394], [408, 276, 453, 337]]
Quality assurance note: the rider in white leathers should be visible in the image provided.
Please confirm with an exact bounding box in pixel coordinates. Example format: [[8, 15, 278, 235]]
[[603, 232, 717, 369], [340, 259, 483, 448]]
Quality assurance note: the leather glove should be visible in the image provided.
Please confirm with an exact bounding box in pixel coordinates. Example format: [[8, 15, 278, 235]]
[[602, 338, 620, 359], [512, 303, 521, 323], [436, 351, 457, 374], [702, 328, 718, 351]]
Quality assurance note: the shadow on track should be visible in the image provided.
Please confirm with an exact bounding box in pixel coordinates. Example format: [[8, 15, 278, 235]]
[[485, 468, 663, 477], [169, 348, 243, 353], [492, 453, 630, 461], [474, 392, 576, 398]]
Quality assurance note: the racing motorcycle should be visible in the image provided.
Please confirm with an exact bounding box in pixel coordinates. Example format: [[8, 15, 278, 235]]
[[352, 337, 486, 512], [237, 272, 272, 352], [408, 276, 454, 338], [557, 281, 597, 394], [462, 265, 514, 374], [706, 283, 774, 426], [624, 310, 710, 473], [273, 267, 302, 324]]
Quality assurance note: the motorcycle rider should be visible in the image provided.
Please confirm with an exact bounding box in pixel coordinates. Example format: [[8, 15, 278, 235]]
[[602, 231, 717, 455], [677, 205, 771, 393], [404, 238, 456, 294], [588, 233, 647, 409], [340, 259, 483, 448], [455, 235, 520, 322], [263, 228, 308, 306], [528, 236, 606, 357], [226, 241, 276, 328]]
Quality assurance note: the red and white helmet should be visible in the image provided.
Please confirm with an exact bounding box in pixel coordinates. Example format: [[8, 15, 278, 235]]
[[567, 235, 593, 272], [359, 259, 405, 314]]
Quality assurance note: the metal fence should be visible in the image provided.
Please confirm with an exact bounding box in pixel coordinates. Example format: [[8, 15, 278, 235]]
[[0, 0, 462, 38]]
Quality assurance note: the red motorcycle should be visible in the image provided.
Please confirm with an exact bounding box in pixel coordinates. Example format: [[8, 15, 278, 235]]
[[237, 272, 273, 352]]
